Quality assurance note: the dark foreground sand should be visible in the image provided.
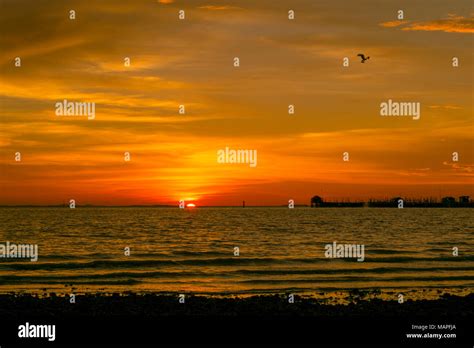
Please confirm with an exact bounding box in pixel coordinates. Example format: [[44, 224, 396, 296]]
[[1, 292, 473, 318]]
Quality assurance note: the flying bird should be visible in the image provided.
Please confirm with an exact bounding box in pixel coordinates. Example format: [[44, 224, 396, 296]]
[[357, 54, 370, 63]]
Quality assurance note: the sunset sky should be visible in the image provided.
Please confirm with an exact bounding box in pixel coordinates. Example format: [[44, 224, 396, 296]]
[[0, 0, 473, 206]]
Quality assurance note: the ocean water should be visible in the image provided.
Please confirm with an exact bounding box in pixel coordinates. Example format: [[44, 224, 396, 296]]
[[0, 207, 473, 298]]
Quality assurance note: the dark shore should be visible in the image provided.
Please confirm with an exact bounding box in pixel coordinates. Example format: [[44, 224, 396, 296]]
[[2, 293, 473, 345], [1, 292, 473, 319]]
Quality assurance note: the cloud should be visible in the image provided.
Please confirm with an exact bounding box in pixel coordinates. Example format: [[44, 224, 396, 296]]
[[157, 0, 174, 4], [380, 14, 474, 34], [380, 20, 404, 28], [428, 105, 462, 110], [443, 162, 474, 173], [198, 5, 241, 11]]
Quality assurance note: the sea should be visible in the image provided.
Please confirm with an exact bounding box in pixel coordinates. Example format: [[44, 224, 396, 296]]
[[0, 207, 473, 301]]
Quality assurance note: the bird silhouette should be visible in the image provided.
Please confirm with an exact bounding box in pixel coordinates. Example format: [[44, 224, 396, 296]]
[[357, 54, 370, 63]]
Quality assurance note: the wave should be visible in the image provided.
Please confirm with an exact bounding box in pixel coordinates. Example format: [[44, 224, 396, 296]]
[[0, 257, 317, 270], [1, 255, 474, 271], [239, 276, 474, 284], [1, 266, 473, 285], [234, 266, 474, 275], [0, 278, 141, 285], [0, 271, 200, 283], [3, 274, 473, 286]]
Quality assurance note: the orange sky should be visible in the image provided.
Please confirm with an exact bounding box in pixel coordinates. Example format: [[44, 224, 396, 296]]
[[0, 0, 473, 206]]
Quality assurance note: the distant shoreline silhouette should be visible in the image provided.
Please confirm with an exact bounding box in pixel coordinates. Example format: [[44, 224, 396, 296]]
[[0, 195, 472, 208], [311, 195, 473, 208]]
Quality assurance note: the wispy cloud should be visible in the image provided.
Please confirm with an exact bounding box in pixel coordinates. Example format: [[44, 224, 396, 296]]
[[380, 20, 404, 28], [380, 14, 474, 34], [198, 5, 242, 11], [428, 105, 462, 110]]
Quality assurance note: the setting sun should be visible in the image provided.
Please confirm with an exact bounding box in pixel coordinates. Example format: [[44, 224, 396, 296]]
[[186, 203, 196, 208]]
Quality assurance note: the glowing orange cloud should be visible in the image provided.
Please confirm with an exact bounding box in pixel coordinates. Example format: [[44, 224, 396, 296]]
[[380, 14, 474, 34]]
